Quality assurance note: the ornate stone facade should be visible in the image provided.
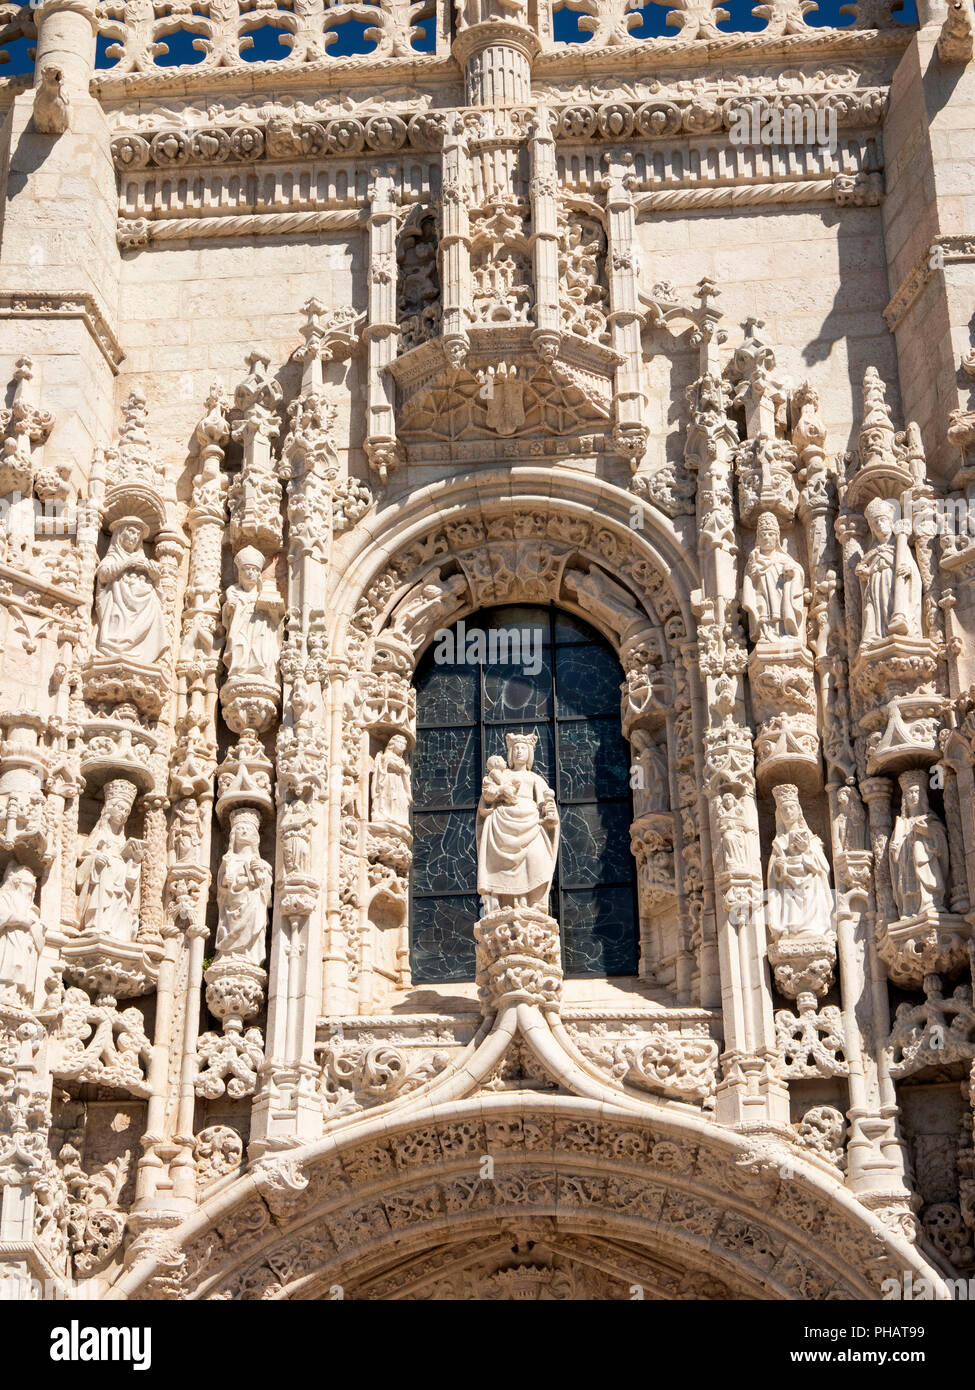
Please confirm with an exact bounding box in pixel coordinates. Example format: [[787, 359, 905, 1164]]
[[0, 0, 972, 1304]]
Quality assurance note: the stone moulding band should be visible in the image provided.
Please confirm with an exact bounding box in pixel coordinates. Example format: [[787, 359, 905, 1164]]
[[634, 177, 878, 214], [883, 234, 975, 332], [117, 208, 368, 248], [0, 292, 124, 373]]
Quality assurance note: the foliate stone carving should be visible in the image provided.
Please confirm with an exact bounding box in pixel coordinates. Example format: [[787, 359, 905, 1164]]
[[776, 1005, 848, 1077], [888, 982, 975, 1078], [53, 988, 152, 1096], [318, 1038, 451, 1119], [194, 1025, 265, 1101], [193, 1126, 244, 1192], [569, 1021, 719, 1105], [59, 1141, 130, 1276], [474, 907, 563, 1013], [795, 1107, 846, 1167]]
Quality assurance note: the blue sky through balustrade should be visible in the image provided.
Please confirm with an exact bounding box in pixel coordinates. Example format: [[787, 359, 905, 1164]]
[[0, 0, 919, 77]]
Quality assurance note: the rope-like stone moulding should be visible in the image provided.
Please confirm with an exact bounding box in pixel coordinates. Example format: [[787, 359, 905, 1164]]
[[117, 209, 368, 247], [634, 178, 873, 215]]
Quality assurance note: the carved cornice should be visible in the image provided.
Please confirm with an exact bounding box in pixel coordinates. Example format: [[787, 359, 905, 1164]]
[[0, 291, 123, 373], [884, 234, 975, 332]]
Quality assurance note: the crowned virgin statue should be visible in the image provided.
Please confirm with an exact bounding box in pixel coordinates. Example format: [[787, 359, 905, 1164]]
[[476, 732, 559, 913]]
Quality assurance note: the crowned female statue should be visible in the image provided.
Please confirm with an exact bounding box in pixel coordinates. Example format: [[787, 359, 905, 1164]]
[[76, 778, 143, 941], [476, 732, 559, 913], [93, 516, 168, 665], [766, 784, 834, 940], [214, 808, 272, 968]]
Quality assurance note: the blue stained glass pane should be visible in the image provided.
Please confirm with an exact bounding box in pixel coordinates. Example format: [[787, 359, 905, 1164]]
[[416, 665, 478, 727], [557, 720, 629, 801], [484, 723, 555, 787], [555, 644, 621, 717], [412, 811, 478, 893], [561, 886, 638, 976], [483, 655, 552, 722], [559, 802, 633, 886], [484, 607, 552, 642], [554, 609, 597, 644], [412, 727, 480, 809], [411, 894, 479, 982]]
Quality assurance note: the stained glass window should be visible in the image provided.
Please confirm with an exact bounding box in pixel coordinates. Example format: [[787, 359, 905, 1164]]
[[410, 604, 639, 983]]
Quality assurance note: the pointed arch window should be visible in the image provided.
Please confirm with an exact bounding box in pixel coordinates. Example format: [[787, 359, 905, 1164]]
[[410, 603, 639, 983]]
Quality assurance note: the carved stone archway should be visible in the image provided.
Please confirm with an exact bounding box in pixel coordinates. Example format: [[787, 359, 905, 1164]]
[[113, 1094, 951, 1301]]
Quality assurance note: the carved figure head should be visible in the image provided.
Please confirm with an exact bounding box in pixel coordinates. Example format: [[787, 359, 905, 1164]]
[[103, 777, 138, 830], [234, 545, 265, 589], [755, 511, 781, 553], [771, 782, 802, 831], [505, 731, 538, 770], [864, 497, 897, 543], [898, 769, 929, 816], [111, 515, 150, 552], [2, 860, 37, 898], [228, 806, 261, 851]]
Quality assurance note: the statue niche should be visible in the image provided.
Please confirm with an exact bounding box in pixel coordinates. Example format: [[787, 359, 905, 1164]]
[[83, 515, 170, 716], [0, 862, 44, 1004], [397, 209, 441, 353]]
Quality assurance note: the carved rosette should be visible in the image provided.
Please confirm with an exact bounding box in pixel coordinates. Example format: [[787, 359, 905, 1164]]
[[474, 906, 563, 1014]]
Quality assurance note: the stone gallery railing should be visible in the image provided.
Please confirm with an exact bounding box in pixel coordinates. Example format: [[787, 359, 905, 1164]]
[[0, 0, 917, 84]]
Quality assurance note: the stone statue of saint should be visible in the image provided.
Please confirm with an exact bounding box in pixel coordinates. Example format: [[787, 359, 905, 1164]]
[[563, 565, 645, 642], [741, 512, 806, 644], [215, 808, 272, 967], [76, 778, 143, 941], [371, 733, 412, 828], [716, 793, 750, 870], [766, 783, 833, 940], [391, 574, 468, 653], [889, 770, 949, 920], [856, 498, 924, 649], [94, 516, 168, 665], [0, 862, 44, 1002], [280, 796, 314, 876], [630, 729, 669, 816], [222, 546, 283, 682], [476, 733, 559, 913]]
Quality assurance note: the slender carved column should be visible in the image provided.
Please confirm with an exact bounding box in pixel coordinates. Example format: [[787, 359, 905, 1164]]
[[439, 117, 473, 369], [364, 174, 401, 483], [529, 107, 561, 364], [603, 154, 648, 476]]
